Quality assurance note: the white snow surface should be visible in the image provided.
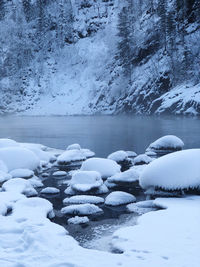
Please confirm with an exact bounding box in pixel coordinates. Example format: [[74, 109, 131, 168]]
[[2, 178, 38, 197], [0, 138, 19, 148], [9, 168, 34, 178], [140, 149, 200, 190], [112, 196, 200, 267], [52, 170, 67, 176], [105, 191, 136, 206], [0, 147, 40, 171], [81, 158, 121, 179], [0, 171, 12, 183], [61, 203, 103, 215], [40, 187, 60, 194], [68, 216, 89, 225], [57, 149, 86, 164], [67, 143, 81, 150], [0, 159, 8, 173], [63, 195, 104, 205], [107, 150, 128, 162], [134, 154, 153, 165], [147, 135, 184, 151], [70, 171, 103, 192], [107, 169, 139, 184]]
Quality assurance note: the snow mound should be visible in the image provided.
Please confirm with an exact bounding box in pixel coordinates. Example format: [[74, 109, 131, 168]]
[[61, 204, 103, 215], [41, 187, 60, 194], [9, 169, 34, 179], [57, 149, 86, 165], [0, 147, 40, 171], [27, 147, 53, 162], [107, 150, 128, 162], [140, 149, 200, 190], [0, 160, 8, 173], [68, 216, 89, 225], [12, 197, 54, 221], [67, 143, 81, 150], [81, 158, 121, 179], [105, 191, 136, 206], [70, 171, 103, 193], [0, 171, 12, 183], [29, 176, 44, 188], [133, 154, 153, 165], [126, 151, 137, 158], [81, 148, 95, 158], [52, 171, 67, 177], [146, 135, 184, 155], [63, 195, 104, 205], [107, 169, 139, 184], [0, 138, 19, 148], [2, 178, 38, 196], [127, 200, 157, 215]]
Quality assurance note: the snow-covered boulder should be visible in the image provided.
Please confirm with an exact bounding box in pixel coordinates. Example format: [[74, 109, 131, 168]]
[[69, 171, 103, 193], [52, 171, 67, 177], [140, 149, 200, 191], [9, 169, 34, 179], [0, 138, 19, 148], [81, 158, 121, 179], [126, 151, 137, 158], [81, 148, 95, 158], [108, 150, 128, 162], [29, 176, 44, 188], [0, 171, 12, 183], [127, 200, 157, 215], [146, 135, 184, 156], [57, 149, 86, 165], [107, 150, 132, 171], [68, 216, 89, 225], [40, 187, 60, 194], [2, 178, 37, 197], [107, 169, 139, 186], [61, 204, 103, 215], [0, 147, 40, 171], [63, 195, 104, 205], [105, 191, 136, 206], [67, 143, 81, 150], [133, 154, 153, 165]]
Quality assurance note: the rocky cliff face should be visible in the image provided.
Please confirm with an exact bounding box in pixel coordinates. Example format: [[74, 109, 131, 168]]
[[0, 0, 199, 115]]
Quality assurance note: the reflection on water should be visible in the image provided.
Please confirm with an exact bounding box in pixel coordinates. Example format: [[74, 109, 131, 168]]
[[0, 115, 199, 157]]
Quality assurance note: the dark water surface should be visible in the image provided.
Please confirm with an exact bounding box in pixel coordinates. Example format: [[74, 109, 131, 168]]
[[0, 115, 199, 156]]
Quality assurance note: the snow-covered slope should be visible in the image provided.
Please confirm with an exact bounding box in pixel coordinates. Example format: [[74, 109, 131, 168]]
[[0, 0, 200, 115]]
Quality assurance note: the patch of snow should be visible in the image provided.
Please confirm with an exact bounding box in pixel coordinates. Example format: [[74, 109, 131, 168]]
[[57, 149, 86, 165], [67, 143, 81, 150], [40, 187, 60, 194], [0, 171, 12, 183], [0, 147, 40, 171], [63, 195, 104, 205], [29, 176, 44, 188], [81, 158, 121, 179], [107, 169, 139, 184], [126, 151, 137, 158], [133, 154, 153, 165], [52, 170, 67, 177], [68, 216, 89, 225], [2, 178, 38, 197], [140, 149, 200, 190], [0, 160, 8, 173], [105, 191, 136, 206], [107, 150, 128, 162], [61, 204, 103, 215], [9, 169, 34, 179], [0, 138, 19, 148]]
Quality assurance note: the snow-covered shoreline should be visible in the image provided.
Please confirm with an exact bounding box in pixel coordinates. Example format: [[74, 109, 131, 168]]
[[0, 137, 199, 266]]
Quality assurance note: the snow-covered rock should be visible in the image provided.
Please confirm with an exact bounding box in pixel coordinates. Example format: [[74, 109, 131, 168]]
[[133, 154, 153, 165], [63, 195, 104, 205], [52, 170, 67, 177], [68, 216, 89, 225], [57, 149, 86, 165], [2, 178, 38, 197], [70, 171, 103, 193], [0, 171, 12, 183], [81, 148, 95, 158], [140, 149, 200, 191], [81, 158, 121, 179], [67, 143, 81, 150], [105, 191, 136, 206], [61, 204, 103, 215], [126, 151, 137, 158], [146, 135, 184, 155], [40, 187, 60, 194], [9, 168, 34, 179], [127, 200, 157, 215], [27, 147, 53, 162], [0, 138, 19, 148], [0, 147, 40, 171], [29, 176, 44, 188], [108, 150, 128, 162], [107, 169, 139, 185]]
